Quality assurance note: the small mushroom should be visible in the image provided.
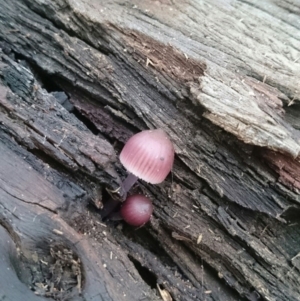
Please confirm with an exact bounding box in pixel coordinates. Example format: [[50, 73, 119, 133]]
[[101, 129, 174, 219], [120, 194, 153, 226], [120, 129, 175, 194]]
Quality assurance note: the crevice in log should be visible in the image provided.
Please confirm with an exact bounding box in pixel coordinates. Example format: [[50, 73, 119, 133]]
[[127, 255, 158, 289], [285, 103, 300, 130], [8, 52, 121, 146], [280, 206, 300, 223], [72, 109, 100, 136], [122, 224, 179, 270], [70, 95, 144, 144], [32, 69, 64, 95], [12, 52, 65, 94]]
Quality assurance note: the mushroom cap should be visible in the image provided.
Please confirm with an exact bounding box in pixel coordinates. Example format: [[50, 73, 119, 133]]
[[121, 194, 153, 227], [120, 129, 175, 184]]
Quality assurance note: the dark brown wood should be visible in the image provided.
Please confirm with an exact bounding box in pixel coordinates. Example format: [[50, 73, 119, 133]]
[[0, 0, 299, 300]]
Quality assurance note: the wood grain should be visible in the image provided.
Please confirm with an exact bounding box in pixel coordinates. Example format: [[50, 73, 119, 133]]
[[0, 0, 299, 300]]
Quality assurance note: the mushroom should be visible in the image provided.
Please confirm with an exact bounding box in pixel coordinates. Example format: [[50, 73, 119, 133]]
[[120, 194, 153, 226], [120, 129, 175, 195], [101, 129, 174, 219]]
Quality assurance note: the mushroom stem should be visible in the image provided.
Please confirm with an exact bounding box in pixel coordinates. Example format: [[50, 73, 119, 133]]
[[121, 173, 139, 194], [100, 174, 139, 219]]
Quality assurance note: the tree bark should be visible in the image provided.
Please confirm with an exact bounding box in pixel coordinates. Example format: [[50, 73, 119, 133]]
[[0, 0, 299, 300]]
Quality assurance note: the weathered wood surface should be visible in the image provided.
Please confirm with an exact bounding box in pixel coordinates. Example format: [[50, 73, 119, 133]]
[[0, 0, 299, 300]]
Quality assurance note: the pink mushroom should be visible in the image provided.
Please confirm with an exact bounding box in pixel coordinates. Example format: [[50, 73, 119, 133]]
[[121, 194, 153, 226], [120, 129, 175, 194], [101, 129, 174, 219]]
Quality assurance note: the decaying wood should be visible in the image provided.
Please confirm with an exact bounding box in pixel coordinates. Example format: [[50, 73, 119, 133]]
[[0, 0, 299, 300]]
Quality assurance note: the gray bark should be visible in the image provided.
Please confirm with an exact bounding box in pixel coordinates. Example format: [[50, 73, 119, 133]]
[[0, 0, 299, 300]]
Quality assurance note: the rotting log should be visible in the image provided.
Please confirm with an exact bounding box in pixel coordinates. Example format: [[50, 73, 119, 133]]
[[0, 0, 299, 300]]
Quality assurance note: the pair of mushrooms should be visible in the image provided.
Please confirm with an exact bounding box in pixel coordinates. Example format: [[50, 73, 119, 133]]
[[118, 129, 175, 226]]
